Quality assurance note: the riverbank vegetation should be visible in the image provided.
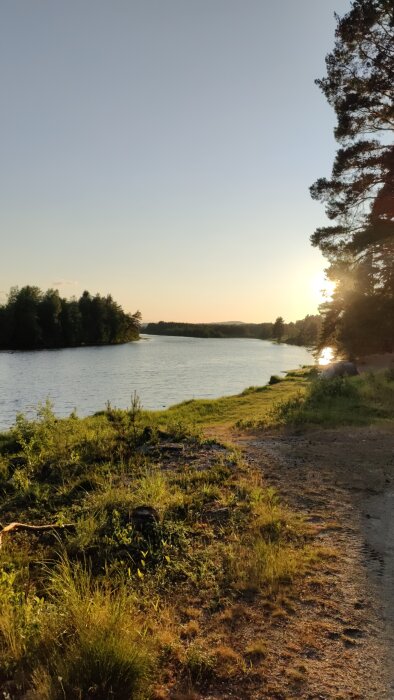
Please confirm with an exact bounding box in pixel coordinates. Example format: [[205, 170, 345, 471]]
[[0, 286, 141, 350], [145, 367, 394, 432], [146, 314, 321, 347], [1, 367, 393, 697], [0, 378, 316, 698]]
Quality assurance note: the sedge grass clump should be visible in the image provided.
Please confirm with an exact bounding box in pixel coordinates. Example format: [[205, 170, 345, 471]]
[[244, 639, 267, 660], [272, 376, 360, 426], [33, 558, 155, 700], [183, 641, 215, 684], [135, 468, 184, 515], [231, 538, 311, 593], [214, 466, 311, 596]]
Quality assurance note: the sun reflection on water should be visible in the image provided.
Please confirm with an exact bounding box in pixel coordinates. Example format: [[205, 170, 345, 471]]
[[318, 347, 334, 366]]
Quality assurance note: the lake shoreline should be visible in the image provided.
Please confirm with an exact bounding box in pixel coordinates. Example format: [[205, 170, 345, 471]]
[[0, 335, 314, 431]]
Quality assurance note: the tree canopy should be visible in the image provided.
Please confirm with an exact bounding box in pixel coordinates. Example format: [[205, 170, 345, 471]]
[[0, 286, 141, 350], [311, 0, 394, 355]]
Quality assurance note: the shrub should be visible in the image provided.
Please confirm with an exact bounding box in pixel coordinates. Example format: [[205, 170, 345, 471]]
[[268, 375, 281, 385], [385, 367, 394, 382]]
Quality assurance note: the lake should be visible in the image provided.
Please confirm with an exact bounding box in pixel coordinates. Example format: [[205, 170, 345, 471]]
[[0, 334, 314, 431]]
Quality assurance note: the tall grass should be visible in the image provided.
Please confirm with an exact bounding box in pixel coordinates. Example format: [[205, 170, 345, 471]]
[[4, 368, 372, 695], [232, 538, 312, 592], [49, 560, 152, 700], [7, 558, 155, 700], [271, 371, 394, 427]]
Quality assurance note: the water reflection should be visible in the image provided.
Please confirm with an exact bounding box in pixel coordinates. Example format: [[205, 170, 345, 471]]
[[318, 347, 334, 366], [0, 335, 314, 430]]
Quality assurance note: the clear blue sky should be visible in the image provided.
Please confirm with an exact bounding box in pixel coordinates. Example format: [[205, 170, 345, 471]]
[[0, 0, 351, 322]]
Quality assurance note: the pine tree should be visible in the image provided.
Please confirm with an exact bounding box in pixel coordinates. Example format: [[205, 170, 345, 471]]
[[311, 0, 394, 355]]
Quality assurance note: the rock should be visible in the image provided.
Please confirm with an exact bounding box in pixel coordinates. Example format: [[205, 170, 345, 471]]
[[201, 507, 230, 525], [131, 506, 160, 532], [320, 361, 359, 379], [159, 442, 184, 453]]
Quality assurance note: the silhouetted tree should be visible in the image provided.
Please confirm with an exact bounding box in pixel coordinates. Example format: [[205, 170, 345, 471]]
[[272, 317, 285, 342], [60, 298, 83, 346], [311, 0, 394, 355], [38, 289, 63, 347], [9, 286, 43, 349], [0, 286, 140, 350]]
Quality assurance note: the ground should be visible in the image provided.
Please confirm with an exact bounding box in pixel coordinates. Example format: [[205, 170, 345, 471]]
[[228, 424, 394, 699], [2, 368, 394, 699]]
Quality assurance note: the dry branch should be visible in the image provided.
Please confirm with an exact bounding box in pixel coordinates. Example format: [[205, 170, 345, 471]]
[[0, 521, 76, 549]]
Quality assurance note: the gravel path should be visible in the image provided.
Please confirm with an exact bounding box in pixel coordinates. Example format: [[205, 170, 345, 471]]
[[236, 426, 394, 699]]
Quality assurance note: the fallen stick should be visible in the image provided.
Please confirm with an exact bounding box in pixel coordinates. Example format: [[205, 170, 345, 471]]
[[0, 522, 76, 549]]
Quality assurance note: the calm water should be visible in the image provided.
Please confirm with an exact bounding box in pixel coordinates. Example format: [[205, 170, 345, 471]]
[[0, 334, 313, 431]]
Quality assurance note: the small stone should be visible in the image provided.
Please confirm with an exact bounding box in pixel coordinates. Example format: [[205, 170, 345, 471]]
[[131, 506, 160, 531]]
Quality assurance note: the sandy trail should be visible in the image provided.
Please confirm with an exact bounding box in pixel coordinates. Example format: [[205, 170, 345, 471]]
[[236, 425, 394, 699]]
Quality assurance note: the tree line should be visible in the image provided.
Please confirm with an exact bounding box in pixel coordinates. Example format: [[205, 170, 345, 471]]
[[0, 286, 141, 350], [311, 0, 394, 357], [145, 314, 321, 347]]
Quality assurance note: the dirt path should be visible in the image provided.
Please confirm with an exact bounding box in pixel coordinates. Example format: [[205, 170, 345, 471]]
[[233, 425, 394, 699]]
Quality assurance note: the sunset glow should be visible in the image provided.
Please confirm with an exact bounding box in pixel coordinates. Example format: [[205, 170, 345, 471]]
[[312, 272, 336, 306], [318, 346, 335, 366]]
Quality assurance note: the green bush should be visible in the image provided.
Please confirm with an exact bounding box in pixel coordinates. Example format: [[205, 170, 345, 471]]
[[268, 375, 281, 385]]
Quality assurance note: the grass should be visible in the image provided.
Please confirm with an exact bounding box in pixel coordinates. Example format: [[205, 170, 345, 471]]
[[142, 368, 310, 430], [0, 387, 314, 698], [270, 369, 394, 428], [30, 559, 153, 700], [1, 366, 393, 696]]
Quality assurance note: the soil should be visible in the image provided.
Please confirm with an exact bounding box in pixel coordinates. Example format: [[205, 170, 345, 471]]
[[229, 424, 394, 699]]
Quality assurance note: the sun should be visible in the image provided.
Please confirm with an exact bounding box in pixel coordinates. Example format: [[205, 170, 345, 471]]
[[312, 272, 336, 305]]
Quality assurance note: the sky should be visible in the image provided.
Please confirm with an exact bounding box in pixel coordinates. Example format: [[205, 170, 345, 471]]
[[0, 0, 351, 323]]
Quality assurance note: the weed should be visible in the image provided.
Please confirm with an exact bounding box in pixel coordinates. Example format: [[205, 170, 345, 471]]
[[214, 645, 244, 677], [0, 567, 45, 673], [232, 538, 311, 592], [244, 639, 267, 660], [184, 641, 214, 683]]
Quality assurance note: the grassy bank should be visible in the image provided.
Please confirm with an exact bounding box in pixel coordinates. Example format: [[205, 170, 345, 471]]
[[265, 367, 394, 429], [1, 368, 393, 697], [142, 366, 394, 431], [140, 369, 310, 430]]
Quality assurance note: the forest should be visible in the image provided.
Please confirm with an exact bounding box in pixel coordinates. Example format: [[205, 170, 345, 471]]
[[0, 286, 141, 350], [145, 314, 321, 347]]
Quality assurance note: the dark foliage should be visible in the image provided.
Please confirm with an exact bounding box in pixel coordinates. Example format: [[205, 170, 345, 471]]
[[311, 0, 394, 355], [145, 320, 273, 340], [0, 286, 141, 350], [145, 315, 321, 348], [272, 317, 285, 342]]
